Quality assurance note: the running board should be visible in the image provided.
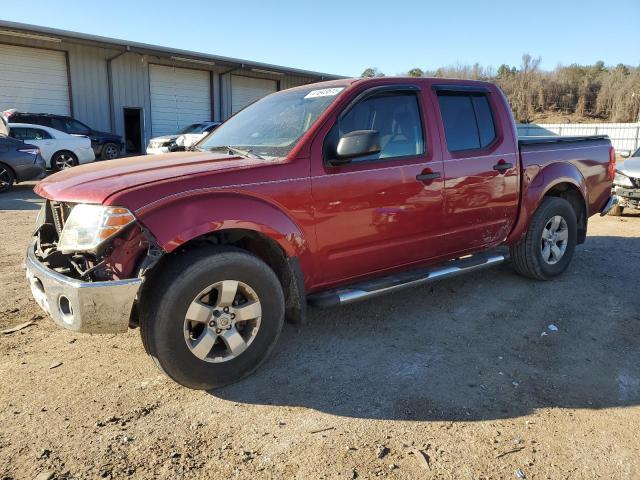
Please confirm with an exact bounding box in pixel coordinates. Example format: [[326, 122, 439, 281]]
[[307, 252, 507, 308]]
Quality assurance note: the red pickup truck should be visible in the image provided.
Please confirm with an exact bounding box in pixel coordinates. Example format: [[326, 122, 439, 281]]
[[25, 77, 617, 390]]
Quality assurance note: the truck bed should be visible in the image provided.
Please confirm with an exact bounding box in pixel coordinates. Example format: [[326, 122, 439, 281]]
[[517, 135, 613, 218], [518, 135, 609, 145]]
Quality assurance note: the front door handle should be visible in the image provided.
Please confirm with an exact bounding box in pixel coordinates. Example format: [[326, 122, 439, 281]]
[[493, 161, 513, 172], [416, 172, 441, 181]]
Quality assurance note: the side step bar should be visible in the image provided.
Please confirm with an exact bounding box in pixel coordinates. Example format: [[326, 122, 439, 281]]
[[307, 252, 507, 308]]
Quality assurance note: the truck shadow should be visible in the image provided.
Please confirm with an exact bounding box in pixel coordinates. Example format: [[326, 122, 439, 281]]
[[214, 234, 640, 421], [0, 182, 43, 211]]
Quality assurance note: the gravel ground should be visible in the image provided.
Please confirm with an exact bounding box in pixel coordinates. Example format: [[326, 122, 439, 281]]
[[1, 183, 639, 479]]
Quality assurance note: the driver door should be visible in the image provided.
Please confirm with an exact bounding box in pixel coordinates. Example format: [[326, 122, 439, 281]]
[[310, 85, 446, 287]]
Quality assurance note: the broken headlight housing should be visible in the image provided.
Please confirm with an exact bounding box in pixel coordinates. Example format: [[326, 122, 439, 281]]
[[58, 204, 135, 254]]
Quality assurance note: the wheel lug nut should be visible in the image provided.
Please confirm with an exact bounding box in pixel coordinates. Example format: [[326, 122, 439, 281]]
[[223, 307, 230, 313]]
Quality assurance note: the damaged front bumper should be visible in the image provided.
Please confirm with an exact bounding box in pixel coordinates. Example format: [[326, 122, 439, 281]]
[[24, 242, 143, 334], [614, 186, 640, 210]]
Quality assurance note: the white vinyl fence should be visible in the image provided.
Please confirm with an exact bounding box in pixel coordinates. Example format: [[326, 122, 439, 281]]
[[517, 123, 640, 154]]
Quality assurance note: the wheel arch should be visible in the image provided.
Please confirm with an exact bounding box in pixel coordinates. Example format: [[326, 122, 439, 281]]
[[506, 161, 588, 245], [137, 193, 310, 323], [542, 181, 588, 244]]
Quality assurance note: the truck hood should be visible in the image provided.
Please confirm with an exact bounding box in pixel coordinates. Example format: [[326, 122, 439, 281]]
[[35, 151, 270, 204], [618, 157, 640, 178]]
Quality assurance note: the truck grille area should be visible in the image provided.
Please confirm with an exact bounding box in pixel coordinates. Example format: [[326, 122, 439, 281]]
[[48, 200, 73, 236]]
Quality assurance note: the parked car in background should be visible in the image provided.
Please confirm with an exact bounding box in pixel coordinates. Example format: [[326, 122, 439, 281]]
[[146, 122, 221, 154], [3, 111, 123, 160], [0, 116, 45, 193], [9, 123, 95, 170], [610, 146, 640, 215], [25, 78, 616, 390]]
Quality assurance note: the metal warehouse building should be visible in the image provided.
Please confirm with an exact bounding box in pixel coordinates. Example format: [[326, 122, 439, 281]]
[[0, 20, 340, 153]]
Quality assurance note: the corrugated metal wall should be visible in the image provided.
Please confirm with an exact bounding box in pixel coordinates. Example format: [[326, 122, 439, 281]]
[[0, 33, 324, 147]]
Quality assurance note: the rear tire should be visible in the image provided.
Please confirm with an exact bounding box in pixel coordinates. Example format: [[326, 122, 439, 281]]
[[139, 247, 285, 390], [509, 197, 577, 281], [51, 151, 78, 171], [0, 163, 15, 193], [608, 204, 624, 216]]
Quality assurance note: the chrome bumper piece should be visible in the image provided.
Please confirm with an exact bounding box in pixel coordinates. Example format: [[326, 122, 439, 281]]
[[600, 195, 618, 216], [24, 243, 143, 334]]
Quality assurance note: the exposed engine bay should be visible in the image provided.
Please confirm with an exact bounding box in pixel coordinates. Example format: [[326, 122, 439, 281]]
[[34, 200, 162, 282]]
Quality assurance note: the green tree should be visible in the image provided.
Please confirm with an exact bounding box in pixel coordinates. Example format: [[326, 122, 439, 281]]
[[361, 67, 385, 78], [408, 68, 424, 77]]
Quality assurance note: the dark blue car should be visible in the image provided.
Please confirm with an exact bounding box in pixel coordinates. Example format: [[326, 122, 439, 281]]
[[0, 117, 46, 193]]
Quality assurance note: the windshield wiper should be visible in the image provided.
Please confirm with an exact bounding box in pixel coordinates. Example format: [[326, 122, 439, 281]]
[[208, 145, 264, 160]]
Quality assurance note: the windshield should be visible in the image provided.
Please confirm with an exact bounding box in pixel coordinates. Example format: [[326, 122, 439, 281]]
[[632, 147, 640, 158], [179, 123, 210, 134], [199, 85, 345, 158]]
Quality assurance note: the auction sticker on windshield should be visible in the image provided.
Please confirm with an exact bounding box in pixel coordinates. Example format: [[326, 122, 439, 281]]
[[304, 87, 345, 99]]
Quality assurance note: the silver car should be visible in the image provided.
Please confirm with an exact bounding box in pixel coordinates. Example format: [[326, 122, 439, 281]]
[[610, 147, 640, 216]]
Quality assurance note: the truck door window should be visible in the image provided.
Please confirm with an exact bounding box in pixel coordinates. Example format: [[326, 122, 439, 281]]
[[326, 92, 425, 163], [437, 93, 496, 152]]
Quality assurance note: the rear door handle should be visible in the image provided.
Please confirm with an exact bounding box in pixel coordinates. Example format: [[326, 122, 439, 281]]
[[416, 172, 441, 181], [493, 162, 513, 172]]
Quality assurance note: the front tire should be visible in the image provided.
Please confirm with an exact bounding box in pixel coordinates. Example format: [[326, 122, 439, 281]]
[[101, 142, 120, 160], [510, 197, 577, 280], [139, 247, 285, 390], [0, 163, 15, 193]]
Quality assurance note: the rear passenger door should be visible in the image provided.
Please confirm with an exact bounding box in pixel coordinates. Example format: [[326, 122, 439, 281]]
[[434, 85, 519, 254]]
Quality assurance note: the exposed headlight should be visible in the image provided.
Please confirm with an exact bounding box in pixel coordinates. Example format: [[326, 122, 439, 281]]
[[58, 204, 135, 254], [614, 171, 633, 188], [175, 135, 185, 146]]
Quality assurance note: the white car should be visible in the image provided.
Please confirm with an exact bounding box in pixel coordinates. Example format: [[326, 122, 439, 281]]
[[146, 122, 221, 154], [9, 123, 95, 170]]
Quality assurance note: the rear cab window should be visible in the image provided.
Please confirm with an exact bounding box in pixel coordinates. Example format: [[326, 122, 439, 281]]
[[436, 91, 496, 153]]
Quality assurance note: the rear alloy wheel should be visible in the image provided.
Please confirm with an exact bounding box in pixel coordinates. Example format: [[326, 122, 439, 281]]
[[102, 142, 120, 160], [510, 197, 577, 280], [52, 151, 78, 171], [140, 247, 285, 390], [540, 215, 569, 265], [0, 164, 15, 193]]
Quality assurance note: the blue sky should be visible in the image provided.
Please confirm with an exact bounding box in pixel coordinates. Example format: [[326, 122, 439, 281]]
[[2, 0, 638, 76]]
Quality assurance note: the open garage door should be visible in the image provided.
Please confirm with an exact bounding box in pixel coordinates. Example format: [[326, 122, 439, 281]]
[[149, 64, 211, 137], [0, 44, 70, 115], [231, 75, 277, 115]]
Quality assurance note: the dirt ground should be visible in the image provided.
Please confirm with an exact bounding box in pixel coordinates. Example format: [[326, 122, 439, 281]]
[[1, 183, 639, 480]]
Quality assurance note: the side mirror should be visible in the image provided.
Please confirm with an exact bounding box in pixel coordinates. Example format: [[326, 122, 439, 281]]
[[332, 130, 381, 164]]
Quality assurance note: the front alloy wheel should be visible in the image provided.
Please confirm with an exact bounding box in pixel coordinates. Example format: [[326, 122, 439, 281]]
[[102, 143, 120, 160], [0, 165, 15, 193], [139, 247, 285, 390], [184, 281, 262, 362]]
